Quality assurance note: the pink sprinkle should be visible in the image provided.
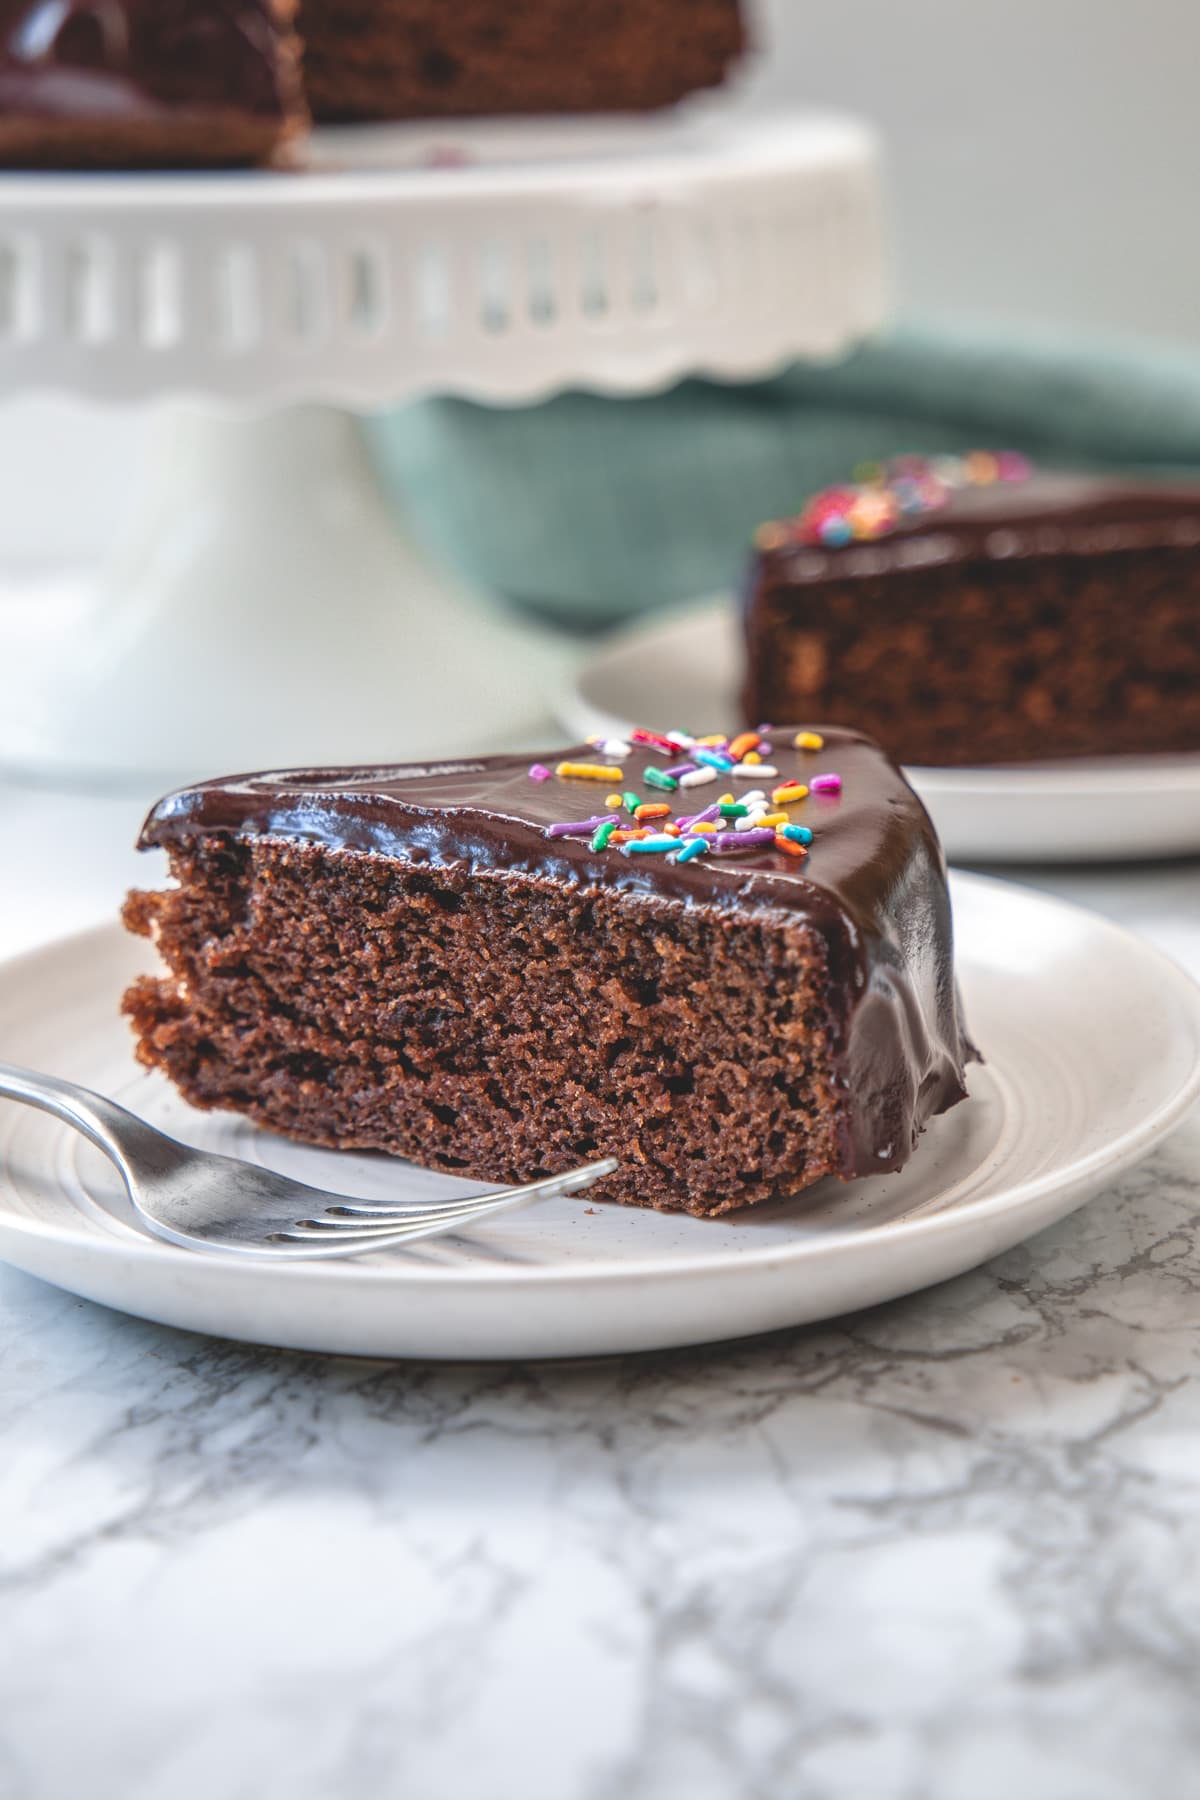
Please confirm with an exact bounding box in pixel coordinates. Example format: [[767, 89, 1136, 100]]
[[529, 763, 552, 781], [997, 451, 1033, 483], [810, 772, 842, 794], [545, 816, 609, 838]]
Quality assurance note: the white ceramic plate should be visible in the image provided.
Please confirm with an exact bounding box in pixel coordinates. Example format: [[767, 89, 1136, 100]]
[[1, 877, 1197, 1360], [562, 599, 1200, 864]]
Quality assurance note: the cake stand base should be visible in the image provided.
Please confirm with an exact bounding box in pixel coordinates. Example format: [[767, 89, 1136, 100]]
[[0, 406, 560, 786]]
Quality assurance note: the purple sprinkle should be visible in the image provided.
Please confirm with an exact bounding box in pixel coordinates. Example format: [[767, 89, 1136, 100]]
[[528, 763, 552, 781], [757, 723, 774, 734], [662, 762, 699, 779], [676, 801, 722, 831], [810, 773, 842, 794], [711, 828, 775, 851], [545, 816, 609, 838]]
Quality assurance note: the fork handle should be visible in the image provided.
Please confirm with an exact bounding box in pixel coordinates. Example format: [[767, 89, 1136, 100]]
[[0, 1061, 166, 1172]]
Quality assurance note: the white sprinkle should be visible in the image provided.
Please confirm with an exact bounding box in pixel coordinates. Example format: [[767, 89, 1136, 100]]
[[738, 789, 767, 804], [601, 737, 632, 759], [679, 766, 718, 789], [667, 729, 695, 747], [735, 811, 768, 832], [732, 762, 777, 779]]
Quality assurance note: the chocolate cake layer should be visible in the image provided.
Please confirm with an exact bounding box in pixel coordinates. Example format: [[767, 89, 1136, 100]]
[[0, 0, 304, 166], [299, 0, 746, 123], [123, 727, 973, 1217], [743, 466, 1200, 768]]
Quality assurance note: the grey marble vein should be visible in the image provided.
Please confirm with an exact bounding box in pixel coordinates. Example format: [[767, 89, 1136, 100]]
[[0, 863, 1198, 1800]]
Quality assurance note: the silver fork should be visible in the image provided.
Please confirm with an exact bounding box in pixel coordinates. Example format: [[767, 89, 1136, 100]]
[[0, 1062, 616, 1260]]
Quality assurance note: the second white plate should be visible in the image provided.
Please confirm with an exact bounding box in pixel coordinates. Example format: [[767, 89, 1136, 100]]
[[562, 598, 1200, 864], [0, 874, 1197, 1359]]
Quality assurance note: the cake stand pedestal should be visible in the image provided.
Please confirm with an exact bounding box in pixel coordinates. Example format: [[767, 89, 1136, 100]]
[[0, 113, 886, 782]]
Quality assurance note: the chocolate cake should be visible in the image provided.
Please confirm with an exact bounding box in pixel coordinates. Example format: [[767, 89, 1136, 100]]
[[300, 0, 747, 125], [0, 0, 305, 168], [122, 726, 973, 1218], [743, 455, 1200, 768], [0, 0, 745, 166]]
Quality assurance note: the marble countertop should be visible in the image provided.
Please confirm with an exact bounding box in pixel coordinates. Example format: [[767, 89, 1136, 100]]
[[1, 775, 1199, 1800]]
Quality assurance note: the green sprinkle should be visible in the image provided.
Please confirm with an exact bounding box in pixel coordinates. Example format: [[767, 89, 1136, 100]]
[[719, 802, 749, 820], [622, 790, 642, 815], [591, 818, 618, 852], [643, 766, 679, 792]]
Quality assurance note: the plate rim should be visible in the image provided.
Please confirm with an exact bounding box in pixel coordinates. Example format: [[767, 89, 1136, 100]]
[[564, 594, 1200, 797], [0, 871, 1198, 1293]]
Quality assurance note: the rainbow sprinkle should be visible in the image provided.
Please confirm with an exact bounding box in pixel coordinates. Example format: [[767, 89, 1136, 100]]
[[755, 450, 1034, 553], [540, 727, 842, 868]]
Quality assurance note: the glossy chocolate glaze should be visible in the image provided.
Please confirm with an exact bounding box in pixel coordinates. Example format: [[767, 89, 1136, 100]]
[[138, 726, 974, 1179], [0, 0, 293, 119], [760, 471, 1200, 589]]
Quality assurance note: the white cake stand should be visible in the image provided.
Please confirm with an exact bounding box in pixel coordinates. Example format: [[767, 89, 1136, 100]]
[[0, 112, 886, 781]]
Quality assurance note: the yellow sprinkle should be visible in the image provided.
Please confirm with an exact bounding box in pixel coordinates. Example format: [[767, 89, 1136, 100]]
[[717, 792, 735, 807], [605, 793, 623, 809], [759, 811, 789, 828], [690, 821, 718, 834], [772, 782, 809, 805], [556, 761, 624, 781], [696, 734, 728, 747], [743, 751, 762, 765], [793, 731, 825, 751], [754, 521, 788, 551]]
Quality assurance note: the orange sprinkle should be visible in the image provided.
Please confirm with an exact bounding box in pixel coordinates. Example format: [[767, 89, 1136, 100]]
[[728, 730, 760, 762], [663, 823, 681, 836], [774, 834, 809, 858], [634, 802, 671, 821], [772, 781, 809, 805], [610, 829, 649, 845]]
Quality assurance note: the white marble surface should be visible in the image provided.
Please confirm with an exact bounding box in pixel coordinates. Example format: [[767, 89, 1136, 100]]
[[1, 775, 1199, 1800]]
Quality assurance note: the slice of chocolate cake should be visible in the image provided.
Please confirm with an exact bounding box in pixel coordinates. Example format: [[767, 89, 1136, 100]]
[[743, 456, 1200, 768], [298, 0, 747, 124], [0, 0, 305, 167], [122, 726, 973, 1218]]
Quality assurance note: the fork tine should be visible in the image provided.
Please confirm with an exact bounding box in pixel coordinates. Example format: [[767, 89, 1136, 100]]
[[277, 1157, 620, 1246], [314, 1157, 619, 1223]]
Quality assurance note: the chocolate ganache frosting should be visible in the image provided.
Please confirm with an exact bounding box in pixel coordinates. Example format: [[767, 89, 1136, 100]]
[[759, 469, 1200, 588], [0, 0, 295, 120], [138, 726, 975, 1178]]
